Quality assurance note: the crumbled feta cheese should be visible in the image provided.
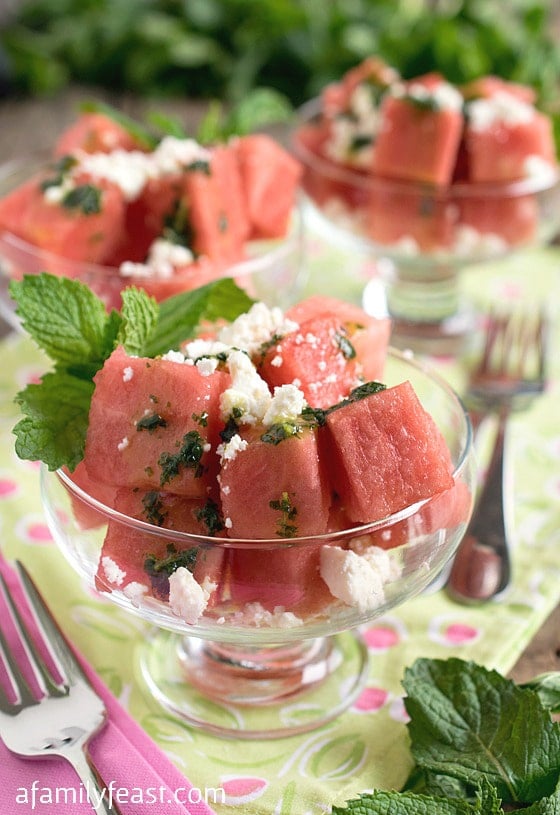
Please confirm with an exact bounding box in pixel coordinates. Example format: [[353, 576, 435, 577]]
[[183, 339, 230, 360], [320, 545, 399, 612], [466, 91, 535, 131], [524, 154, 557, 181], [393, 80, 463, 112], [102, 556, 126, 586], [168, 567, 216, 625], [270, 355, 283, 367], [78, 149, 153, 201], [219, 349, 272, 425], [152, 136, 211, 175], [122, 581, 148, 606], [231, 602, 304, 628], [217, 432, 248, 463], [117, 436, 129, 451], [122, 366, 134, 383], [224, 517, 233, 529], [196, 356, 220, 376], [161, 349, 187, 364], [217, 301, 298, 355], [262, 383, 307, 426]]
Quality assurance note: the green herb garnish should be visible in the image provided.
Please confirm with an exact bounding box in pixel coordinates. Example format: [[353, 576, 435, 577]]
[[269, 491, 298, 538], [158, 430, 206, 485], [335, 331, 356, 360], [136, 413, 167, 432], [141, 491, 167, 526], [10, 273, 253, 471], [195, 498, 225, 536], [260, 422, 301, 445], [62, 183, 102, 215], [333, 658, 560, 814]]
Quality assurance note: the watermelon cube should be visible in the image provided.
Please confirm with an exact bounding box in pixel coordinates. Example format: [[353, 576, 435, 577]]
[[95, 487, 226, 604], [234, 134, 302, 239], [54, 112, 150, 157], [372, 75, 464, 185], [0, 171, 126, 265], [285, 295, 390, 383], [219, 426, 330, 539], [84, 347, 229, 496], [182, 144, 250, 267], [324, 380, 455, 523], [464, 100, 556, 182], [368, 185, 457, 252], [456, 193, 538, 248]]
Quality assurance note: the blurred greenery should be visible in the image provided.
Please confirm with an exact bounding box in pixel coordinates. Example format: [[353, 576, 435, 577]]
[[0, 0, 559, 125]]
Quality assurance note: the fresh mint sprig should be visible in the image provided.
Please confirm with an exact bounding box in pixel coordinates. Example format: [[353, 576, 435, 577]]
[[333, 658, 560, 814], [10, 273, 253, 471]]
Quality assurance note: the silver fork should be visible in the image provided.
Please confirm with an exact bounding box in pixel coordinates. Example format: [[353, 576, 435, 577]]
[[446, 308, 548, 603], [0, 561, 122, 814]]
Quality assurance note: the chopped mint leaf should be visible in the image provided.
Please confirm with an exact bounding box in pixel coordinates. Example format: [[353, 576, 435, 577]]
[[146, 110, 188, 140], [62, 183, 101, 215], [9, 274, 113, 375], [403, 658, 560, 805], [79, 99, 157, 150], [520, 673, 560, 714], [13, 372, 94, 471], [143, 278, 253, 357], [197, 88, 293, 142], [116, 286, 158, 356]]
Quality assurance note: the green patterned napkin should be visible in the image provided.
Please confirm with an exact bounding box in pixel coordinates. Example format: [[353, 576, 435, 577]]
[[0, 242, 559, 814]]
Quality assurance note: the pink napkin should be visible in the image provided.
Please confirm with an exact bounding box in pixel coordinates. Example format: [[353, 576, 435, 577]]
[[0, 557, 218, 815]]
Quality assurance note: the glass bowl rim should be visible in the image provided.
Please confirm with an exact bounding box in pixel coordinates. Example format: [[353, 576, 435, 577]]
[[292, 97, 560, 199], [0, 151, 303, 280], [47, 346, 473, 549]]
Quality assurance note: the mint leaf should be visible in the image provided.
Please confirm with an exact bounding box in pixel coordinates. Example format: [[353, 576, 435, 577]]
[[403, 658, 560, 805], [521, 673, 560, 714], [14, 372, 94, 471], [117, 286, 158, 356], [332, 790, 485, 814], [142, 278, 254, 357], [9, 274, 113, 376], [511, 790, 560, 813]]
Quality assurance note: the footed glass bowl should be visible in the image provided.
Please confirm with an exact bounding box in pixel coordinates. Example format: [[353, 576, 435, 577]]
[[292, 99, 560, 354], [0, 153, 304, 331], [40, 349, 475, 738]]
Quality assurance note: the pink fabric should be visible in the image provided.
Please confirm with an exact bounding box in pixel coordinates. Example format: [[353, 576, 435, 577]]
[[0, 557, 217, 815]]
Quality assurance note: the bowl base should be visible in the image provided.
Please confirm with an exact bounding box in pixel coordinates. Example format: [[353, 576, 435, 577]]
[[137, 629, 369, 739]]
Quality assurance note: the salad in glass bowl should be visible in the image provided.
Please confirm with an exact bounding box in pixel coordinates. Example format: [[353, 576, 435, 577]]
[[0, 106, 304, 330], [292, 58, 560, 353], [12, 275, 475, 737]]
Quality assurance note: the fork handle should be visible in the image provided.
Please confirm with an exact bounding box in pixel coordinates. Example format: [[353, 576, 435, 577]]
[[447, 407, 511, 603], [65, 745, 124, 815]]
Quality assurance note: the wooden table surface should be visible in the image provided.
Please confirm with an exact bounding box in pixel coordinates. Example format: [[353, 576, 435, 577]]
[[0, 87, 558, 684]]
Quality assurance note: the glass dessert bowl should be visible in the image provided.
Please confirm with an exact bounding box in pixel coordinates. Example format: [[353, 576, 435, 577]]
[[0, 148, 304, 331], [292, 99, 560, 355], [40, 348, 475, 739]]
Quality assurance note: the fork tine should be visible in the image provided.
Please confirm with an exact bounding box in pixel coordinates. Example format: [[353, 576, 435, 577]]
[[0, 572, 46, 709], [15, 561, 87, 688]]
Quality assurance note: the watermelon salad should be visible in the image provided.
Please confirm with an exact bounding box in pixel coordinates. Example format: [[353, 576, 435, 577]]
[[31, 284, 471, 629], [293, 56, 559, 256], [0, 109, 302, 309]]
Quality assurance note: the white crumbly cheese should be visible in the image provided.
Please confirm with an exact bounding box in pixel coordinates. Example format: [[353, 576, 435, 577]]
[[117, 436, 129, 451], [161, 349, 187, 364], [219, 349, 272, 425], [393, 79, 463, 112], [320, 545, 400, 612], [151, 136, 211, 175], [262, 384, 307, 427], [119, 237, 194, 280], [524, 154, 557, 181], [217, 301, 298, 356], [102, 556, 126, 586], [183, 339, 230, 360], [122, 366, 134, 382], [78, 148, 154, 200], [231, 602, 304, 628], [452, 224, 508, 257], [122, 581, 149, 606], [325, 83, 380, 167], [195, 356, 220, 376], [43, 177, 75, 205], [217, 432, 248, 463], [466, 91, 535, 131], [168, 567, 216, 625]]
